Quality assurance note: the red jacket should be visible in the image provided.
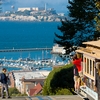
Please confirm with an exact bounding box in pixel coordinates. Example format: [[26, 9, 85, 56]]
[[72, 58, 82, 72]]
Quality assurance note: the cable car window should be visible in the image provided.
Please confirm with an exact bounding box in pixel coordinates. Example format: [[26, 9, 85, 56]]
[[87, 58, 89, 74]]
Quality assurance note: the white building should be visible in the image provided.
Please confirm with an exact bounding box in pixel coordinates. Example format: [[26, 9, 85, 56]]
[[31, 7, 39, 11], [17, 8, 31, 12], [17, 7, 44, 12], [51, 44, 66, 54], [57, 13, 65, 16]]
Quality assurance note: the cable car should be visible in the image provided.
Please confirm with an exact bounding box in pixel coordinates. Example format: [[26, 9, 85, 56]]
[[75, 40, 100, 100]]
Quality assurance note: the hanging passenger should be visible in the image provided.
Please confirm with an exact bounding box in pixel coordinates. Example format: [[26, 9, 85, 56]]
[[72, 54, 82, 93]]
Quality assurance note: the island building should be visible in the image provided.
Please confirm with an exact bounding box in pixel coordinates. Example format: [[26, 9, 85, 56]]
[[17, 7, 45, 12], [75, 40, 100, 100]]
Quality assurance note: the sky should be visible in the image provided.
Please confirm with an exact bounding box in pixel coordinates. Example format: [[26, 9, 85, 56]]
[[1, 0, 69, 13]]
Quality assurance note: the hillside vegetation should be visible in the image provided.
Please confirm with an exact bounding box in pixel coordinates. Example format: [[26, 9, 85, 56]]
[[42, 63, 75, 95]]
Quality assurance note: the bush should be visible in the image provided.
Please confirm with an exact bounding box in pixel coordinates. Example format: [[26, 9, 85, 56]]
[[56, 88, 74, 95], [42, 63, 74, 95], [9, 87, 20, 96]]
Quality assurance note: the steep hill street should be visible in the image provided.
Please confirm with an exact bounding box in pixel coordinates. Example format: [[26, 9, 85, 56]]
[[1, 95, 84, 100]]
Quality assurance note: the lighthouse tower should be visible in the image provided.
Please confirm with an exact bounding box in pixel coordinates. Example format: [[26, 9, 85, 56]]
[[44, 3, 46, 11]]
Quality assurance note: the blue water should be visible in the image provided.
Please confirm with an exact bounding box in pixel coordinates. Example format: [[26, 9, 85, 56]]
[[0, 21, 61, 71], [0, 21, 61, 49]]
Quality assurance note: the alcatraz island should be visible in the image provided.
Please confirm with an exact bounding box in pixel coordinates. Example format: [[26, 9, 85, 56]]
[[0, 6, 66, 22]]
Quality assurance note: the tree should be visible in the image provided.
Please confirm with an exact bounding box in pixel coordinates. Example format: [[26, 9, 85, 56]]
[[95, 1, 100, 32], [54, 0, 100, 54], [42, 63, 74, 95]]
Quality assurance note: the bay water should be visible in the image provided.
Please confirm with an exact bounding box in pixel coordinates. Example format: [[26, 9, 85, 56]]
[[0, 21, 62, 71]]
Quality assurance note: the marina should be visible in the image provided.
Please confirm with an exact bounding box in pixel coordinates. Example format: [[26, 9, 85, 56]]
[[0, 52, 67, 72], [0, 54, 68, 72], [0, 57, 53, 70], [0, 48, 54, 72], [0, 52, 68, 72], [0, 45, 69, 72]]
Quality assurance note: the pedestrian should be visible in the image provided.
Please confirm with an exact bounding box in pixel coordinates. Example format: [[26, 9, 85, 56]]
[[72, 54, 82, 93], [1, 68, 11, 99]]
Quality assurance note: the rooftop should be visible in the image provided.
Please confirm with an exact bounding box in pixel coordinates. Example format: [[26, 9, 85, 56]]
[[13, 70, 50, 80], [76, 40, 100, 59], [83, 40, 100, 47]]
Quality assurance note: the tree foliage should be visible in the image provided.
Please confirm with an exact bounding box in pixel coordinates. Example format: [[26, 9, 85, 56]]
[[95, 1, 100, 32], [42, 63, 74, 95], [54, 0, 100, 54], [9, 87, 20, 96], [8, 87, 27, 96]]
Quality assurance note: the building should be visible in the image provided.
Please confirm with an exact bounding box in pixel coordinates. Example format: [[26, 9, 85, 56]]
[[51, 44, 67, 67], [17, 8, 31, 12], [32, 7, 45, 11], [57, 13, 65, 16], [28, 83, 42, 96], [20, 78, 43, 95], [20, 78, 44, 94], [51, 44, 66, 54], [9, 70, 50, 94], [17, 7, 45, 12], [76, 40, 100, 100]]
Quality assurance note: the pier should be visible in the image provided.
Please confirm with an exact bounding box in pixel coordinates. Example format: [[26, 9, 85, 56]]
[[0, 48, 52, 52]]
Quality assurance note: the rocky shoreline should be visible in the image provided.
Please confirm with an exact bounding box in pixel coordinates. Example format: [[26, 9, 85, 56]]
[[0, 14, 66, 22]]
